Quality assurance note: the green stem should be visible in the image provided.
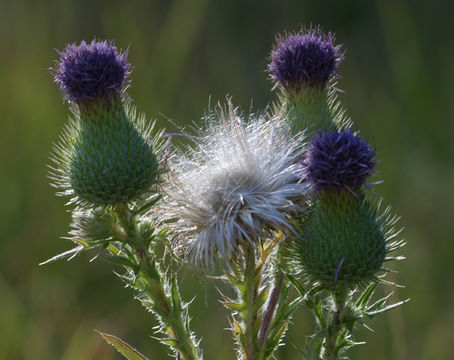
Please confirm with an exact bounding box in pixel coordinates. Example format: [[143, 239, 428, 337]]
[[243, 244, 258, 360], [324, 289, 347, 360], [256, 231, 289, 360], [257, 271, 284, 358], [115, 205, 199, 360]]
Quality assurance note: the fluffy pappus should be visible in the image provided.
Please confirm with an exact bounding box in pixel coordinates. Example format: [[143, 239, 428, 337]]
[[162, 102, 308, 267]]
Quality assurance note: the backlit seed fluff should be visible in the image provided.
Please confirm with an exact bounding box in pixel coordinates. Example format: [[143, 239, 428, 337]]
[[163, 104, 308, 267]]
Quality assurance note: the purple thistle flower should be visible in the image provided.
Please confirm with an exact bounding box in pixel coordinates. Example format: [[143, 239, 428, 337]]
[[268, 27, 343, 91], [304, 129, 375, 192], [53, 39, 130, 104]]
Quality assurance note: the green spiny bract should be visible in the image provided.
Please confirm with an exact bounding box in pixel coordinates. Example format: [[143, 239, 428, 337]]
[[69, 208, 121, 243], [284, 87, 336, 134], [274, 79, 353, 136], [293, 191, 395, 290], [50, 102, 161, 207]]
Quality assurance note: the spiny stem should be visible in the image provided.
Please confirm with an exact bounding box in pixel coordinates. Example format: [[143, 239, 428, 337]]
[[256, 230, 287, 360], [324, 288, 347, 360], [257, 271, 284, 349], [243, 244, 258, 360], [115, 204, 199, 360]]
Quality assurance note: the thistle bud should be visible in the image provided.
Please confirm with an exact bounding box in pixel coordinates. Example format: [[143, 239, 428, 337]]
[[294, 129, 389, 289], [295, 192, 390, 289], [268, 27, 344, 133], [69, 208, 119, 243], [51, 40, 159, 207]]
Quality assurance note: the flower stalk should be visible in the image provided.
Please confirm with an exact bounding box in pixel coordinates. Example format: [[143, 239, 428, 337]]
[[115, 204, 200, 360], [323, 289, 348, 360], [257, 272, 284, 354], [223, 243, 261, 360], [243, 244, 258, 360], [222, 232, 296, 360], [257, 231, 285, 355]]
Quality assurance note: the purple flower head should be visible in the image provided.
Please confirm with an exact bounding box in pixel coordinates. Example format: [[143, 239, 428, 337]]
[[53, 39, 130, 104], [304, 130, 375, 192], [268, 27, 343, 91]]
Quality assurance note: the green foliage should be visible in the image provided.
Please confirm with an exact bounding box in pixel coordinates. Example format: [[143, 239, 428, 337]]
[[288, 277, 409, 359], [97, 331, 150, 360], [108, 206, 202, 360], [261, 283, 301, 359], [41, 199, 201, 360], [220, 236, 299, 360]]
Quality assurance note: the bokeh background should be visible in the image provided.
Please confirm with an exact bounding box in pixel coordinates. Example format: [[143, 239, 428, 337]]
[[0, 0, 453, 359]]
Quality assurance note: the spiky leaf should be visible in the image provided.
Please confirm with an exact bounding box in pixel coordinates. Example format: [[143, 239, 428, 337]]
[[96, 331, 149, 360]]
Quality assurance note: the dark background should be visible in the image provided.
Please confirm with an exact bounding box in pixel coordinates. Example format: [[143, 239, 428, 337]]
[[0, 0, 452, 359]]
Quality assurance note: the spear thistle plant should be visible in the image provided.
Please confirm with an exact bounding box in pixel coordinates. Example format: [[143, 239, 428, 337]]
[[268, 28, 407, 359], [46, 27, 407, 360], [47, 39, 201, 360]]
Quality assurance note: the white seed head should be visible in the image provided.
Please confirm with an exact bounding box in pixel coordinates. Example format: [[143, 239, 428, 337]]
[[162, 102, 308, 267]]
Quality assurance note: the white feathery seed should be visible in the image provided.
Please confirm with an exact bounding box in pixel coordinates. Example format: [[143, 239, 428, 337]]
[[163, 102, 308, 267]]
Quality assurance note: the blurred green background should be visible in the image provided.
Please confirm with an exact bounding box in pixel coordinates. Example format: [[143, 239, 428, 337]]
[[0, 0, 452, 359]]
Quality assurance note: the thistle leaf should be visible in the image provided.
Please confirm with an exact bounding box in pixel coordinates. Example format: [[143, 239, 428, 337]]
[[225, 272, 244, 289], [253, 289, 269, 313], [170, 276, 183, 313], [161, 338, 180, 347], [364, 298, 410, 318], [264, 321, 288, 358], [224, 301, 246, 312], [314, 294, 325, 328], [364, 291, 394, 313], [233, 319, 242, 337], [355, 282, 378, 308], [39, 245, 84, 265], [286, 273, 307, 298], [131, 194, 162, 217], [96, 330, 150, 360], [305, 333, 325, 359], [101, 254, 140, 273]]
